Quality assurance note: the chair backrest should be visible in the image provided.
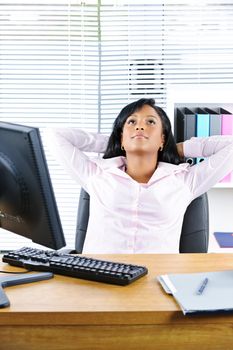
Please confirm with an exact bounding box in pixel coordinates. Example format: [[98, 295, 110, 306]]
[[179, 193, 209, 253], [75, 188, 209, 253]]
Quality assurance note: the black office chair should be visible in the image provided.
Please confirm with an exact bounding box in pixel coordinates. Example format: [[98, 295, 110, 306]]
[[74, 189, 209, 254]]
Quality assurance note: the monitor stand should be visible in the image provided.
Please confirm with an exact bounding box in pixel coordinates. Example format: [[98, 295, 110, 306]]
[[0, 272, 53, 307]]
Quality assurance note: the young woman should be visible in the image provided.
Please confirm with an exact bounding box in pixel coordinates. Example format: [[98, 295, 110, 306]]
[[47, 98, 233, 254]]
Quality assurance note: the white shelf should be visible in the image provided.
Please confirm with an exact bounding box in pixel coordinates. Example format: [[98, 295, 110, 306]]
[[213, 183, 233, 189], [166, 83, 233, 190], [166, 83, 233, 237], [166, 83, 233, 131]]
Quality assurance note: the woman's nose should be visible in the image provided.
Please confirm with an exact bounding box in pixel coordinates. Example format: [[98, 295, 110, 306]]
[[136, 126, 144, 130]]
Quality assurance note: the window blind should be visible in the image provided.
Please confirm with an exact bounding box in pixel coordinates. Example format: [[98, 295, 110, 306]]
[[0, 0, 233, 250], [0, 0, 100, 250], [100, 0, 233, 131]]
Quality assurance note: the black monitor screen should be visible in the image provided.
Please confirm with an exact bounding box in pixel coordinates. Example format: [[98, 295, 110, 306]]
[[0, 121, 66, 250]]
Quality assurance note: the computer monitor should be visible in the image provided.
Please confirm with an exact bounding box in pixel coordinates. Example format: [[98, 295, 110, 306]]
[[0, 121, 66, 250]]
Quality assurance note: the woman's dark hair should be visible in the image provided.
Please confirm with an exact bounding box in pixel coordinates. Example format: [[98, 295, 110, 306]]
[[103, 98, 181, 165]]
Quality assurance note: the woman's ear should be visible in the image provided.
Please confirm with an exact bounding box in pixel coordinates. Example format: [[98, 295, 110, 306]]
[[160, 134, 165, 150]]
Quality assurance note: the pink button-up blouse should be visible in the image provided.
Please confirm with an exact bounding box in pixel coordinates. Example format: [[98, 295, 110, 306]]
[[47, 128, 233, 254]]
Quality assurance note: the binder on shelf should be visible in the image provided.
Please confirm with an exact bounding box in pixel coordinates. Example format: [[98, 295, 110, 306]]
[[219, 108, 233, 182], [195, 108, 210, 163], [157, 270, 233, 315], [175, 107, 196, 165], [220, 108, 233, 135], [204, 107, 221, 136], [195, 108, 210, 137], [175, 107, 196, 141]]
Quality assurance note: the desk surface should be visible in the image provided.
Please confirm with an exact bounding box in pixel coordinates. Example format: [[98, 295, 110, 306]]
[[1, 253, 233, 350], [1, 253, 233, 322]]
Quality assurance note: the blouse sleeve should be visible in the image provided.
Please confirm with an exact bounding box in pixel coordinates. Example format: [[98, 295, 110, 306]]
[[45, 128, 109, 190], [182, 136, 233, 198]]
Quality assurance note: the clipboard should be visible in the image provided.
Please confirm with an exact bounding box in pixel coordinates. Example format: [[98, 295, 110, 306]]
[[157, 270, 233, 315]]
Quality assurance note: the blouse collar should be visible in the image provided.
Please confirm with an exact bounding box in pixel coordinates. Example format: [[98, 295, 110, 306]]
[[93, 156, 190, 183]]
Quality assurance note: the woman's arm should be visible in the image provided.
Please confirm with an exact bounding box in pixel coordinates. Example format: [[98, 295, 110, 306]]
[[48, 128, 109, 153], [182, 135, 233, 198], [45, 128, 109, 190], [184, 135, 233, 158]]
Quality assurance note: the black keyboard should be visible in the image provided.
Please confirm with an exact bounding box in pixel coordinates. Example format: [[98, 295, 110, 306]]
[[2, 247, 148, 286]]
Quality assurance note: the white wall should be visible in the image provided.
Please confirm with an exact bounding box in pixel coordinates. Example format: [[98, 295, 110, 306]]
[[208, 188, 233, 233], [208, 188, 233, 252]]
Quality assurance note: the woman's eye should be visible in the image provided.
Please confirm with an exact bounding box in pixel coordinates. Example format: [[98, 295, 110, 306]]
[[127, 119, 136, 125], [147, 119, 156, 124]]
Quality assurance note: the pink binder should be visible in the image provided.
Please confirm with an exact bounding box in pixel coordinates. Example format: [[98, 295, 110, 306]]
[[220, 108, 233, 182]]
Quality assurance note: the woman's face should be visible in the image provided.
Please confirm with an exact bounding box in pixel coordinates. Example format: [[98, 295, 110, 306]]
[[121, 104, 165, 155]]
